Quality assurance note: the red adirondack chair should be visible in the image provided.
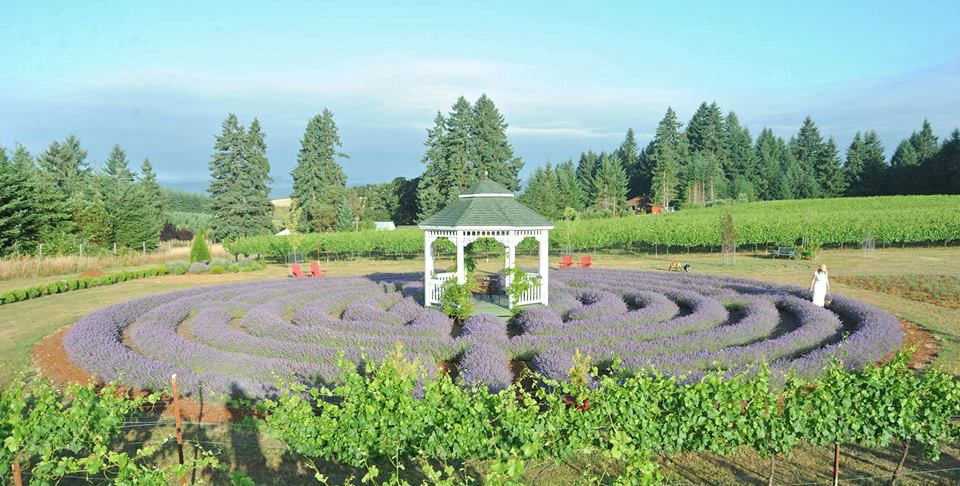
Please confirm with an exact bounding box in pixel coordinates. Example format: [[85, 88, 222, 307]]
[[290, 263, 306, 278], [558, 255, 573, 268], [309, 262, 326, 278], [577, 255, 592, 268]]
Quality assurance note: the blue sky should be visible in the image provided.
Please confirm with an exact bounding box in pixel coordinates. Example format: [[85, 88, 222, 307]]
[[2, 1, 959, 196]]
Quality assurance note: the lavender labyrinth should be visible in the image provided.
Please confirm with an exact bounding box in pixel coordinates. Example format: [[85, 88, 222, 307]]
[[63, 269, 902, 399]]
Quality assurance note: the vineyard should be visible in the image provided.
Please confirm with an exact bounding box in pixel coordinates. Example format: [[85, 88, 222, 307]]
[[4, 352, 959, 484], [224, 195, 960, 259]]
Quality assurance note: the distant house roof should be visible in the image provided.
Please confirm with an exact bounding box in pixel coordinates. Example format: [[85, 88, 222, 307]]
[[374, 221, 396, 231], [418, 179, 554, 229], [275, 228, 290, 236], [626, 196, 648, 207]]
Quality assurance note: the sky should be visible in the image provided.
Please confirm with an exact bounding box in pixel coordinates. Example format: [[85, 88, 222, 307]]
[[2, 1, 959, 196]]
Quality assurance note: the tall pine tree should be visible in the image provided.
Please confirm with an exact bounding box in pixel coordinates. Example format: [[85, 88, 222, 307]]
[[243, 118, 274, 234], [649, 107, 687, 208], [616, 129, 641, 197], [292, 109, 348, 231], [909, 119, 939, 165], [592, 153, 629, 214], [208, 114, 248, 239], [555, 160, 585, 212], [817, 137, 847, 196], [469, 94, 523, 190], [575, 151, 600, 206], [722, 111, 756, 196], [38, 135, 90, 196], [416, 111, 450, 220]]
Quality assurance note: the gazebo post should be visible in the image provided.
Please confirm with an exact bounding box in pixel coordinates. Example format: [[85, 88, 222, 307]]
[[539, 230, 549, 304], [455, 230, 466, 284], [424, 232, 434, 304]]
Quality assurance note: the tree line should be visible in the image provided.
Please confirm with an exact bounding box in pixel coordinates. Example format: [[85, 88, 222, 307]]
[[5, 97, 958, 255], [0, 137, 164, 257], [523, 102, 960, 220]]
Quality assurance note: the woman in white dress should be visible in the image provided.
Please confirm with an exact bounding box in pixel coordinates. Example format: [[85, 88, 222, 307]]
[[809, 264, 830, 307]]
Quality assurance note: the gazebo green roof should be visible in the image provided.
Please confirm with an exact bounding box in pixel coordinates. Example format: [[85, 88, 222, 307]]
[[418, 180, 554, 229]]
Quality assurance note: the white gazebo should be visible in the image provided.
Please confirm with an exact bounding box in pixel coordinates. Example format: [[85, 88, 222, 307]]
[[418, 180, 554, 308]]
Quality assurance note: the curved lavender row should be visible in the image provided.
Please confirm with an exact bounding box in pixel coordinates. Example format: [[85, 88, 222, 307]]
[[64, 288, 280, 398], [64, 270, 903, 397], [458, 341, 513, 392], [613, 295, 843, 374], [460, 314, 509, 340], [183, 304, 454, 362]]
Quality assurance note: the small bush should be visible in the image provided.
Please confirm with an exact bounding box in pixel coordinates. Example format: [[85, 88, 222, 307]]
[[47, 283, 59, 295], [28, 287, 41, 298], [189, 262, 210, 274], [210, 264, 226, 275], [190, 232, 212, 263]]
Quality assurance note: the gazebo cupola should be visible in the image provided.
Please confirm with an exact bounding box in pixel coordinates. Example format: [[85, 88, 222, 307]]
[[418, 179, 554, 307]]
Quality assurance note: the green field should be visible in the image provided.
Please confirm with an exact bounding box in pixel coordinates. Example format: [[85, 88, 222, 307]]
[[225, 195, 960, 260]]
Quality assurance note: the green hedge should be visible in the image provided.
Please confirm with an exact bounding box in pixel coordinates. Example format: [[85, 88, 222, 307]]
[[0, 267, 168, 306], [225, 195, 960, 259]]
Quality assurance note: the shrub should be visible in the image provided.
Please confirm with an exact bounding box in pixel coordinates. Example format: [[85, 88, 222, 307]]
[[441, 278, 475, 323], [210, 264, 226, 275], [190, 232, 211, 263], [189, 262, 210, 274], [47, 283, 59, 295]]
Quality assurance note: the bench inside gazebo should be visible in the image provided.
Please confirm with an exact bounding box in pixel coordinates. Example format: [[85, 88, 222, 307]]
[[418, 179, 554, 308]]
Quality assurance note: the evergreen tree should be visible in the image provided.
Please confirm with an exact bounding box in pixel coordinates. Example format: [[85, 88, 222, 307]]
[[817, 137, 847, 196], [575, 151, 599, 206], [335, 197, 355, 231], [441, 97, 474, 192], [208, 114, 248, 239], [634, 143, 655, 197], [243, 118, 275, 234], [891, 139, 919, 168], [844, 132, 867, 195], [682, 152, 725, 206], [616, 129, 641, 197], [846, 131, 887, 196], [391, 176, 420, 225], [909, 119, 939, 165], [520, 163, 561, 220], [555, 160, 585, 212], [591, 153, 629, 215], [754, 128, 785, 200], [686, 102, 724, 158], [923, 128, 960, 194], [649, 107, 687, 208], [0, 150, 40, 255], [790, 117, 826, 197], [13, 145, 72, 243], [292, 109, 348, 231], [190, 231, 211, 263], [139, 158, 164, 220], [469, 94, 523, 190], [721, 111, 756, 194], [104, 144, 133, 181], [71, 181, 112, 247], [38, 135, 90, 195], [416, 112, 449, 220]]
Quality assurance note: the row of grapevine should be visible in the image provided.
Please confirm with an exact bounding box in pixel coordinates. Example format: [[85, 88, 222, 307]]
[[224, 195, 960, 259], [263, 351, 960, 484]]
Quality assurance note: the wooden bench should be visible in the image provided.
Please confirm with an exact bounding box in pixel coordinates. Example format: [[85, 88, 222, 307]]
[[770, 247, 797, 259]]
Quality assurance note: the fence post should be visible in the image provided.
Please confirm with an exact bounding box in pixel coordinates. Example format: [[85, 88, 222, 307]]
[[171, 374, 185, 484], [79, 243, 84, 258], [11, 463, 22, 486], [833, 444, 840, 486], [143, 242, 146, 256]]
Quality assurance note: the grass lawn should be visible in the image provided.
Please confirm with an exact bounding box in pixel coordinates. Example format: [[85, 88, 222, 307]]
[[2, 246, 959, 483]]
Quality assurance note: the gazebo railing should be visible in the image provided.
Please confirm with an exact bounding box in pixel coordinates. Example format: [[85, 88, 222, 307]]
[[426, 272, 456, 306], [515, 272, 542, 306]]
